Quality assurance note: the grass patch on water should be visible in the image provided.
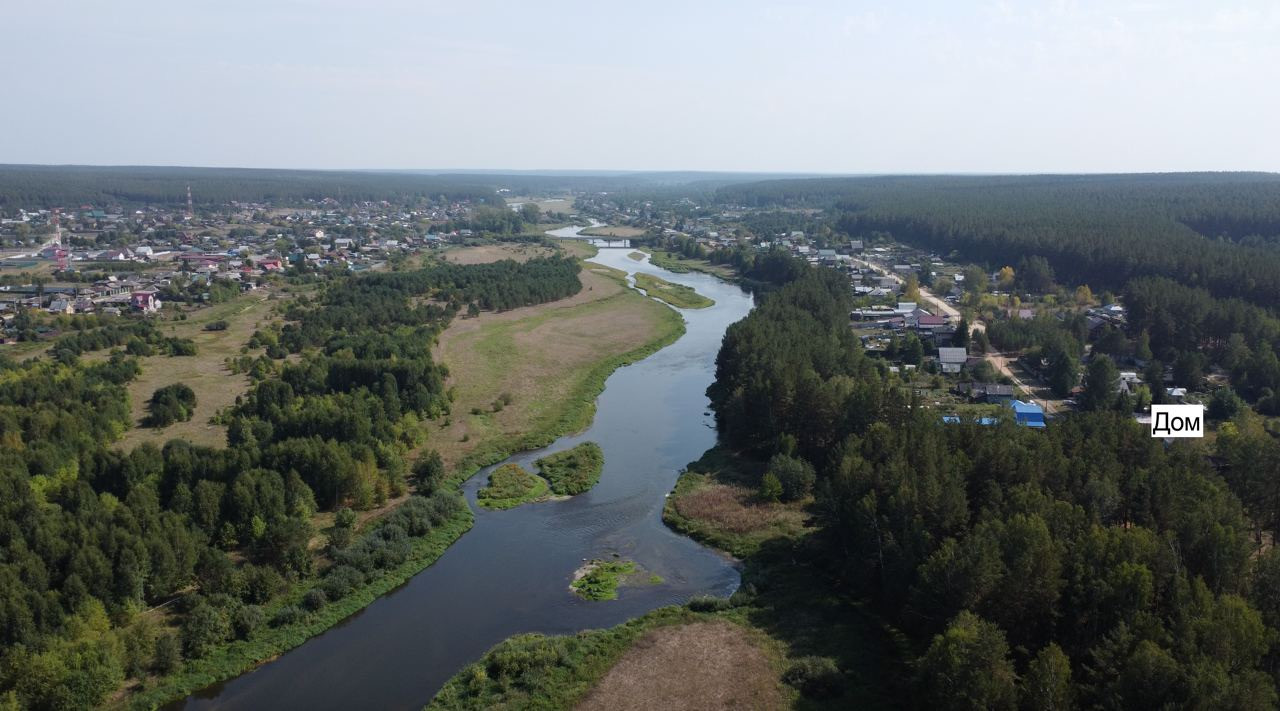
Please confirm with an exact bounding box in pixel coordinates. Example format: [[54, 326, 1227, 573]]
[[571, 560, 638, 601], [633, 272, 714, 309], [476, 463, 548, 509], [535, 441, 604, 495]]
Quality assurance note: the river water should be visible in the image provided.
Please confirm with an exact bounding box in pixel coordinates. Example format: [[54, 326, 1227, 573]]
[[175, 234, 755, 710]]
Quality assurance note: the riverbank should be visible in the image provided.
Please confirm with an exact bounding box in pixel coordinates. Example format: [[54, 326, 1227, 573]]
[[427, 606, 786, 710]]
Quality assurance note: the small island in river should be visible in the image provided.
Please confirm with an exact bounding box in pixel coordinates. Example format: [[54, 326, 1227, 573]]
[[476, 463, 550, 509], [535, 441, 605, 496]]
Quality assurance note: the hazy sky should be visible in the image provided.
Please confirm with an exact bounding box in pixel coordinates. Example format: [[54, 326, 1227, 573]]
[[3, 1, 1278, 173]]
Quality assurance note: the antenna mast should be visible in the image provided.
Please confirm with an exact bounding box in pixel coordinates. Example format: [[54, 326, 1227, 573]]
[[186, 185, 194, 221]]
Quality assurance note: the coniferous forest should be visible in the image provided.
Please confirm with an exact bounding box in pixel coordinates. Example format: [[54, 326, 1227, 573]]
[[709, 260, 1280, 709]]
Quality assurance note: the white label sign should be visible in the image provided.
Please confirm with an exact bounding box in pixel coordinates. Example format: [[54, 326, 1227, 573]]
[[1151, 404, 1204, 438]]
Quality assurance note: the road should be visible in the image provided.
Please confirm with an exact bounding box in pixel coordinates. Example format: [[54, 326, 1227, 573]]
[[987, 351, 1060, 414], [851, 256, 977, 329]]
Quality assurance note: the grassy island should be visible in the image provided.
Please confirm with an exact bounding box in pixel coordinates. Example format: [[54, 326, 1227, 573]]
[[535, 441, 605, 495], [476, 463, 549, 510], [633, 272, 715, 309], [570, 559, 661, 601]]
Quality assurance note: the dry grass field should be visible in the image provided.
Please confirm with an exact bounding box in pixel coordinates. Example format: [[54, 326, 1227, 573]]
[[663, 449, 810, 559], [504, 195, 577, 215], [576, 621, 785, 711], [115, 291, 284, 449], [441, 243, 557, 265], [433, 262, 681, 469]]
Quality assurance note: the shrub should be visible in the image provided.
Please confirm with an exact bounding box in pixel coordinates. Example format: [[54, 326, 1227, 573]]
[[145, 383, 197, 428], [758, 472, 783, 502], [302, 588, 328, 612], [153, 632, 182, 674], [335, 507, 358, 529], [413, 451, 446, 494], [231, 605, 265, 640], [271, 605, 304, 628], [321, 565, 366, 600], [165, 337, 198, 356], [327, 525, 353, 551], [181, 603, 230, 659], [783, 656, 845, 699], [240, 564, 285, 604]]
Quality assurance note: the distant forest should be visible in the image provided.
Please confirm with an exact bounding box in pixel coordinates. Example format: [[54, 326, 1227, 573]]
[[0, 166, 503, 210], [0, 166, 799, 212], [717, 173, 1280, 309]]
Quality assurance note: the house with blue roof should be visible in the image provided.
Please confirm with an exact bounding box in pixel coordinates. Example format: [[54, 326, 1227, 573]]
[[1010, 400, 1046, 428]]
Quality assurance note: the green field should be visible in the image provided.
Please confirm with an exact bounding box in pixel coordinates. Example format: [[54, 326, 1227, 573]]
[[633, 272, 714, 309]]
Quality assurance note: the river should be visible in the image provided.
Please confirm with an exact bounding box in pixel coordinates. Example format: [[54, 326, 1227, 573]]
[[174, 230, 755, 710]]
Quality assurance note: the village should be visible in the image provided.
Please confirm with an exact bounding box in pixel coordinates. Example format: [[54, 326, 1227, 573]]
[[574, 194, 1207, 431], [0, 195, 493, 336]]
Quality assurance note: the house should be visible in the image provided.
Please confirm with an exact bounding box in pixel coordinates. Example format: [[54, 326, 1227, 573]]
[[942, 415, 999, 426], [938, 347, 968, 374], [1010, 400, 1047, 428], [957, 382, 1016, 405], [929, 326, 958, 346], [47, 299, 74, 315], [893, 302, 918, 317], [131, 290, 161, 313], [916, 314, 948, 331]]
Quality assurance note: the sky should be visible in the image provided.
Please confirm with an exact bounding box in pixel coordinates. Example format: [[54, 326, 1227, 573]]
[[2, 0, 1278, 173]]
